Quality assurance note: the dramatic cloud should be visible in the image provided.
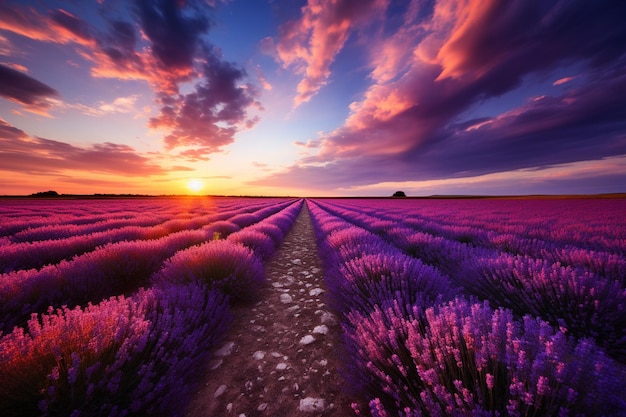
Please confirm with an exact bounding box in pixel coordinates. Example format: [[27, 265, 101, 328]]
[[0, 118, 169, 177], [275, 0, 390, 106], [0, 0, 260, 160], [0, 64, 59, 115], [0, 4, 95, 46], [149, 46, 260, 155], [132, 0, 210, 70], [255, 0, 626, 192]]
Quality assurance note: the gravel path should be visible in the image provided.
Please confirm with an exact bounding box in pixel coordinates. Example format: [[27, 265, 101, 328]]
[[186, 203, 359, 416]]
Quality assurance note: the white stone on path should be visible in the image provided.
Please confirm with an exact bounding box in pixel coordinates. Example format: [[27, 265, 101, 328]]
[[309, 288, 324, 296], [313, 325, 329, 335], [280, 293, 293, 303], [291, 259, 302, 265], [214, 384, 227, 398], [276, 362, 288, 370], [215, 341, 235, 356], [299, 335, 315, 345], [253, 351, 265, 360], [320, 312, 337, 325], [299, 397, 326, 412]]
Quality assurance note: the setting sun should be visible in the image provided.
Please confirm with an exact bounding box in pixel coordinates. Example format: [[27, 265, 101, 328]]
[[187, 179, 204, 193]]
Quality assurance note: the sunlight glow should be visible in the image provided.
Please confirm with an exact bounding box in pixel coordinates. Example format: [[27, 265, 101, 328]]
[[187, 178, 204, 193]]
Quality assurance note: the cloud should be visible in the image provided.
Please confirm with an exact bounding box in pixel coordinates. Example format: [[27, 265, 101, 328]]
[[553, 76, 576, 86], [254, 0, 626, 193], [0, 1, 260, 160], [132, 0, 210, 70], [149, 46, 260, 155], [0, 4, 95, 46], [275, 0, 390, 106], [0, 118, 169, 177], [0, 64, 60, 115], [254, 64, 273, 91], [0, 34, 15, 55]]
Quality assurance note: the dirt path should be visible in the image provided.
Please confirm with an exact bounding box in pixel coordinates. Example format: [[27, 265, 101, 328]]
[[186, 203, 359, 416]]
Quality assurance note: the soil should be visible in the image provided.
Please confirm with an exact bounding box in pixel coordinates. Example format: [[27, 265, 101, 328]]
[[186, 203, 361, 416]]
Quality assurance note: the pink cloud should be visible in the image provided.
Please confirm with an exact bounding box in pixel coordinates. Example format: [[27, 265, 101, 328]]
[[254, 64, 273, 91], [553, 76, 576, 86], [0, 118, 170, 177], [0, 64, 60, 116], [254, 0, 626, 194], [275, 0, 390, 106], [0, 1, 260, 160], [0, 4, 95, 46]]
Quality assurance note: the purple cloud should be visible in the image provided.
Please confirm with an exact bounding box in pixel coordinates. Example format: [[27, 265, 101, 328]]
[[150, 46, 259, 154], [0, 1, 260, 160], [254, 0, 626, 193], [0, 118, 170, 177], [132, 0, 210, 70], [0, 64, 59, 114]]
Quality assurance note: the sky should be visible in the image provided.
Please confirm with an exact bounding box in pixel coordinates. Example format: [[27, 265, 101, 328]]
[[1, 0, 625, 197]]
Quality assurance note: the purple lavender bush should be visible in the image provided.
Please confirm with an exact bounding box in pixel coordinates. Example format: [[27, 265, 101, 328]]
[[347, 298, 626, 417], [326, 251, 456, 318], [465, 254, 626, 361], [154, 239, 265, 303], [0, 283, 231, 417], [248, 222, 285, 246], [228, 229, 277, 261], [201, 220, 241, 239]]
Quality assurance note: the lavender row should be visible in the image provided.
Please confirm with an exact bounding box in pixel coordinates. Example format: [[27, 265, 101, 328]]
[[0, 199, 295, 273], [0, 279, 232, 416], [348, 299, 626, 417], [0, 200, 303, 415], [325, 198, 626, 256], [313, 199, 626, 360], [317, 199, 626, 281], [307, 200, 626, 416], [0, 200, 301, 333], [0, 199, 180, 237], [4, 198, 292, 243], [153, 199, 303, 301]]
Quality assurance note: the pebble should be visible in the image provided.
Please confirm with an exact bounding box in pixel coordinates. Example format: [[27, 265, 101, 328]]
[[215, 341, 235, 356], [276, 363, 288, 370], [299, 335, 315, 345], [280, 293, 293, 303], [299, 397, 326, 412], [209, 358, 223, 370], [214, 384, 227, 398], [320, 312, 337, 325], [313, 325, 329, 335], [253, 351, 265, 360], [309, 288, 324, 296]]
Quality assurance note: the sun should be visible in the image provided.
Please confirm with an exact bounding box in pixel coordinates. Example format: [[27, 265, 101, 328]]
[[187, 178, 204, 193]]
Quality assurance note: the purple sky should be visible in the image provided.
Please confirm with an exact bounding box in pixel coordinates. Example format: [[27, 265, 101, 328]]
[[1, 0, 625, 196]]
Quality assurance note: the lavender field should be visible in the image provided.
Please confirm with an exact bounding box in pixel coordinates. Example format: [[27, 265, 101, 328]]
[[0, 197, 302, 416], [308, 198, 626, 416], [1, 196, 625, 416]]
